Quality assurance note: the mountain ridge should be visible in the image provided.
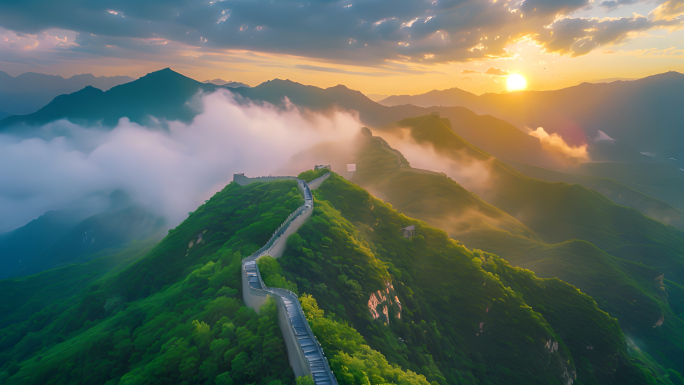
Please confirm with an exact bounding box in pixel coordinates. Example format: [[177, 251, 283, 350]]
[[378, 71, 684, 166], [0, 71, 134, 116], [0, 68, 217, 128]]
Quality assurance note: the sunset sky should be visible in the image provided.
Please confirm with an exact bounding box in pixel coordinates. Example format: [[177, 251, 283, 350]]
[[1, 0, 682, 95]]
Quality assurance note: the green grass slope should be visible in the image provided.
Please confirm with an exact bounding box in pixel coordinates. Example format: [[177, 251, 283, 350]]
[[574, 162, 684, 212], [0, 180, 305, 384], [507, 160, 684, 230], [265, 172, 679, 385]]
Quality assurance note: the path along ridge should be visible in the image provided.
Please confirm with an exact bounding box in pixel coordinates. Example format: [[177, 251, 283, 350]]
[[241, 173, 337, 385]]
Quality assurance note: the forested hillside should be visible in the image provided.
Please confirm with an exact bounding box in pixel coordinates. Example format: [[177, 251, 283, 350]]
[[2, 169, 679, 384], [0, 181, 305, 384], [266, 172, 681, 384], [355, 117, 684, 375]]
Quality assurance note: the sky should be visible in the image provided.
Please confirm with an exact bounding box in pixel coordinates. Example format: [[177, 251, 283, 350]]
[[0, 0, 683, 95]]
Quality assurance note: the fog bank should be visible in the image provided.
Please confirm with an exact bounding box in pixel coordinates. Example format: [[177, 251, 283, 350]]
[[0, 89, 361, 232]]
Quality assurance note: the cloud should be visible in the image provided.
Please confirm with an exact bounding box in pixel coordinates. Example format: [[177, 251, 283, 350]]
[[484, 67, 510, 76], [0, 0, 679, 66], [534, 14, 682, 56], [382, 128, 494, 194], [600, 0, 639, 11], [651, 0, 684, 20], [520, 0, 591, 17], [294, 64, 393, 77], [0, 89, 361, 233], [528, 127, 589, 163], [593, 130, 616, 142], [460, 68, 510, 76]]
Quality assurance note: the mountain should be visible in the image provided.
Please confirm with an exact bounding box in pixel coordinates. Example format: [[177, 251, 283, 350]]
[[574, 162, 684, 211], [0, 172, 676, 384], [203, 79, 250, 88], [379, 72, 684, 166], [0, 193, 166, 279], [234, 79, 563, 167], [0, 180, 307, 384], [353, 115, 684, 374], [9, 205, 165, 278], [507, 160, 684, 229], [0, 71, 133, 116], [0, 240, 156, 331], [0, 209, 92, 278], [6, 69, 680, 170], [0, 71, 562, 169], [365, 93, 389, 101], [380, 87, 480, 109], [276, 170, 675, 384], [0, 68, 218, 129]]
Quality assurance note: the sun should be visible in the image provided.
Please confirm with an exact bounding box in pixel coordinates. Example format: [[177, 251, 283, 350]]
[[506, 73, 527, 92]]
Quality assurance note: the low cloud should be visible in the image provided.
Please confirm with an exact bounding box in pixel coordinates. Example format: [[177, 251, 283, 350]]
[[0, 89, 360, 232], [460, 68, 510, 77], [593, 130, 616, 142], [382, 129, 494, 194], [528, 127, 589, 164], [484, 68, 511, 76]]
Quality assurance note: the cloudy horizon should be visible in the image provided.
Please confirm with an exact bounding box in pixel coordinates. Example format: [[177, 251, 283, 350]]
[[0, 0, 682, 95]]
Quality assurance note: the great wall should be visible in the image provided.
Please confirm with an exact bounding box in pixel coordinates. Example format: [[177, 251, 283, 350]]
[[237, 172, 337, 385]]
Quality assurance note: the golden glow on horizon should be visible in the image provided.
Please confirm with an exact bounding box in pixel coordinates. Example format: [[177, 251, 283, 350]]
[[15, 35, 682, 97], [506, 73, 527, 91]]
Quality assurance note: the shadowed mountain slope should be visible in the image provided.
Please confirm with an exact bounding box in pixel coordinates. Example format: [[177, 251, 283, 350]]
[[0, 69, 216, 128]]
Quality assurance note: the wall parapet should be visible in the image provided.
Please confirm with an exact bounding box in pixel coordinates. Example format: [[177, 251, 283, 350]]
[[233, 174, 297, 186], [308, 173, 331, 191]]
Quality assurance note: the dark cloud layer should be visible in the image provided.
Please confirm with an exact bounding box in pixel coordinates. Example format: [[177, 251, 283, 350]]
[[0, 0, 680, 65]]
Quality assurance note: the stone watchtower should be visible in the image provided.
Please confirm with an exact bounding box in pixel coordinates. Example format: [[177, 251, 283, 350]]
[[401, 225, 416, 239]]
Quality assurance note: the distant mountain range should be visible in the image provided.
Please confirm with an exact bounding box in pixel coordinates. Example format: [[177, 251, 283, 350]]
[[380, 72, 684, 166], [5, 68, 676, 170], [202, 78, 250, 88], [0, 68, 219, 128], [0, 71, 133, 115], [7, 70, 561, 169]]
